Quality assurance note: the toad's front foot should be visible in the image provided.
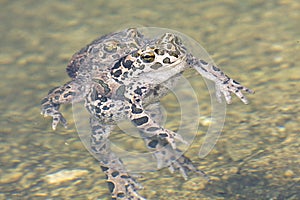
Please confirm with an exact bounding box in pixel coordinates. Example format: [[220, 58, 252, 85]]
[[216, 77, 254, 104], [41, 100, 68, 130]]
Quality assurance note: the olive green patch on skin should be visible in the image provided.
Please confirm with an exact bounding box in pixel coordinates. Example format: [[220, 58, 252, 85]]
[[150, 62, 163, 69], [115, 85, 125, 98], [93, 78, 111, 95], [154, 48, 165, 55], [163, 57, 171, 64]]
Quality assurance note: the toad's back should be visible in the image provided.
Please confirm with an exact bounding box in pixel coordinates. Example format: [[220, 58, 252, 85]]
[[66, 28, 147, 79]]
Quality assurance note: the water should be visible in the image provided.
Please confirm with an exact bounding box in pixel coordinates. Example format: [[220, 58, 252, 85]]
[[1, 0, 299, 199]]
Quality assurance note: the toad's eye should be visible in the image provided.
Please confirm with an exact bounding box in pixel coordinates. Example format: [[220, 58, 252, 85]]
[[140, 52, 155, 63]]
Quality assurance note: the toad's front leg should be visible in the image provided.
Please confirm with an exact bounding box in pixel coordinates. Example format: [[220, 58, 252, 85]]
[[41, 81, 84, 130], [187, 54, 254, 104], [89, 117, 145, 200]]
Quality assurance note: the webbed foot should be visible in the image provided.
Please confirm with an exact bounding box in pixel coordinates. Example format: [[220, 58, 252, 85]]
[[216, 77, 254, 104], [101, 165, 145, 200], [41, 99, 68, 130], [168, 153, 210, 181]]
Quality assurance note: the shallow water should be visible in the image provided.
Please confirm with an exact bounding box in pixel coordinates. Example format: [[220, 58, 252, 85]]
[[1, 0, 299, 199]]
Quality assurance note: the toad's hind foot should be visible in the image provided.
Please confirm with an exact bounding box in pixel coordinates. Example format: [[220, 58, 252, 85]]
[[101, 165, 145, 200], [168, 153, 210, 182]]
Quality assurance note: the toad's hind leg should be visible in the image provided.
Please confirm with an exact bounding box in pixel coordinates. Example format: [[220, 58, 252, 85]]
[[89, 117, 145, 200], [140, 103, 209, 180]]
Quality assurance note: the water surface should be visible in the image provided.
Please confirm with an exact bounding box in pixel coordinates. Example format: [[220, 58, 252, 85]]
[[0, 0, 299, 199]]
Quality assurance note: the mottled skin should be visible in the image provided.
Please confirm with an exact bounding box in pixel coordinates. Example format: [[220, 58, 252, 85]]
[[41, 28, 253, 199]]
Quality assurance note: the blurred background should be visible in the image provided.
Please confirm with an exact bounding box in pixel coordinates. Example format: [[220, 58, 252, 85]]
[[0, 0, 299, 199]]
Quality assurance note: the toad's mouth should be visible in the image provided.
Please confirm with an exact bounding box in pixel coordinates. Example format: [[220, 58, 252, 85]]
[[139, 55, 187, 84]]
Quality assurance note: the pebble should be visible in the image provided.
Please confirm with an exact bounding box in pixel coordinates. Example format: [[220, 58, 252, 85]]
[[0, 172, 23, 184], [270, 44, 284, 51], [228, 167, 239, 174], [44, 169, 89, 185], [199, 116, 212, 126], [0, 53, 15, 65], [182, 177, 207, 191], [33, 193, 48, 197], [273, 56, 283, 63], [17, 54, 46, 65], [283, 169, 294, 177], [226, 137, 257, 161], [264, 173, 273, 179]]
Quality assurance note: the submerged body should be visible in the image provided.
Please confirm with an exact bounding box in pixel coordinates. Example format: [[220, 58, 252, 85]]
[[41, 28, 253, 199]]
